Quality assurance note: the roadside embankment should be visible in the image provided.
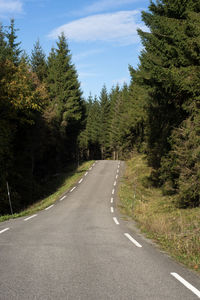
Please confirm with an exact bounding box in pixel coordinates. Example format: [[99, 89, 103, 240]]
[[0, 161, 94, 223], [119, 153, 200, 273]]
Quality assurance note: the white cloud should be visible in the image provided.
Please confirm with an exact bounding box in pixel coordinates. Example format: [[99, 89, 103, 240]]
[[82, 0, 139, 14], [0, 0, 23, 14], [74, 49, 104, 61], [48, 10, 146, 46]]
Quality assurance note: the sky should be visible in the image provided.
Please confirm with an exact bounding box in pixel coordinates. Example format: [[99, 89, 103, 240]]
[[0, 0, 150, 98]]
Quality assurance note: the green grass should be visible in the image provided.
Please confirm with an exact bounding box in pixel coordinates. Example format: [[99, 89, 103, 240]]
[[119, 153, 200, 273], [0, 160, 94, 223]]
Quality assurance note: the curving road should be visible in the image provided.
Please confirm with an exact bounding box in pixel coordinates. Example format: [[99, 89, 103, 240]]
[[0, 160, 199, 299]]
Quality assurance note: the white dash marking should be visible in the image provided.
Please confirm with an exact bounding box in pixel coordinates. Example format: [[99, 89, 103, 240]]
[[60, 196, 66, 201], [116, 174, 118, 179], [111, 197, 113, 203], [0, 228, 10, 234], [112, 189, 115, 195], [113, 217, 119, 225], [171, 273, 200, 298], [45, 204, 54, 211], [70, 187, 76, 192], [85, 172, 88, 176], [114, 181, 117, 186], [24, 214, 37, 221], [117, 169, 119, 174], [78, 178, 83, 184], [89, 167, 92, 170], [92, 163, 95, 167], [124, 233, 142, 248], [111, 207, 114, 213]]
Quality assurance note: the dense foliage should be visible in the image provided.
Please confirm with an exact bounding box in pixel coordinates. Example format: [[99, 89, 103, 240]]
[[0, 21, 84, 215], [79, 0, 200, 208]]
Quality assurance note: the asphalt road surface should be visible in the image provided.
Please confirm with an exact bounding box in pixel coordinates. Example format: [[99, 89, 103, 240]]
[[0, 160, 200, 299]]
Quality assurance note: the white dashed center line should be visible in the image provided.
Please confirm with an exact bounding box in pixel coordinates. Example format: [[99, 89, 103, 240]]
[[78, 178, 83, 184], [45, 204, 54, 211], [124, 233, 142, 248], [24, 214, 37, 221], [85, 172, 88, 176], [112, 189, 115, 195], [89, 167, 92, 170], [171, 273, 200, 298], [0, 228, 10, 234], [70, 187, 76, 192], [117, 169, 119, 174], [60, 196, 66, 201], [111, 197, 113, 203], [113, 217, 119, 225], [114, 181, 116, 186], [116, 174, 118, 179], [111, 207, 114, 213]]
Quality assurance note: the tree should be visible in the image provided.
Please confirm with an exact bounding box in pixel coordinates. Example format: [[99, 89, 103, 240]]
[[108, 85, 123, 159], [0, 23, 8, 60], [99, 85, 110, 159], [46, 33, 84, 168], [6, 18, 22, 64], [31, 39, 47, 81], [161, 102, 200, 208], [136, 0, 200, 180], [0, 57, 45, 214]]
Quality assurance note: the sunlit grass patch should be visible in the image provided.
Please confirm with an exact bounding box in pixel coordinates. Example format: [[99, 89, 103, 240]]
[[119, 153, 200, 273]]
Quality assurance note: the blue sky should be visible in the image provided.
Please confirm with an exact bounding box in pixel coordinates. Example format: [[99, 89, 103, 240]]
[[0, 0, 150, 98]]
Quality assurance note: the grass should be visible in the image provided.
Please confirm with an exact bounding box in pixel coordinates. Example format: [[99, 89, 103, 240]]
[[119, 153, 200, 273], [0, 160, 94, 223]]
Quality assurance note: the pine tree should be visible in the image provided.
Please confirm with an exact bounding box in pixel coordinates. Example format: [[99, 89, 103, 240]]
[[137, 0, 200, 178], [108, 85, 122, 160], [31, 39, 47, 81], [79, 95, 102, 160], [160, 101, 200, 208], [99, 85, 110, 159], [6, 18, 22, 64], [124, 69, 148, 153], [0, 23, 8, 60], [46, 33, 84, 166]]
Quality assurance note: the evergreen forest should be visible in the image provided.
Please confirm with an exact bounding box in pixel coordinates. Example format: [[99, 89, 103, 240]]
[[0, 0, 200, 215]]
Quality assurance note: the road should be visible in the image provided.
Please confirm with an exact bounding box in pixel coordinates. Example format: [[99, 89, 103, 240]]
[[0, 160, 199, 299]]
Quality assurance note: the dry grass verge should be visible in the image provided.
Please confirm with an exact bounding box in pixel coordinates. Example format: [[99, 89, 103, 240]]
[[119, 153, 200, 273]]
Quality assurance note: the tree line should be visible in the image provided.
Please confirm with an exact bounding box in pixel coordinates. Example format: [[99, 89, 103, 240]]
[[0, 0, 199, 215], [0, 20, 84, 215], [79, 0, 200, 208]]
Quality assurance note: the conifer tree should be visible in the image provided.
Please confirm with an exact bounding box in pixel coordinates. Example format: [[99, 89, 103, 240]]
[[124, 70, 147, 153], [6, 19, 21, 64], [108, 85, 122, 159], [79, 95, 101, 160], [137, 0, 200, 178], [0, 23, 8, 60], [46, 33, 84, 165], [31, 39, 47, 81], [99, 85, 110, 159]]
